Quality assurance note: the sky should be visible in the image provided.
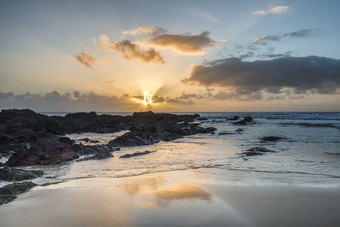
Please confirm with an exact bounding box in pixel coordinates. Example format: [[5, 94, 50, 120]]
[[1, 0, 340, 112]]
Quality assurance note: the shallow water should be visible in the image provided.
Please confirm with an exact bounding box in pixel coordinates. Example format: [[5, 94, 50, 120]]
[[14, 112, 340, 188]]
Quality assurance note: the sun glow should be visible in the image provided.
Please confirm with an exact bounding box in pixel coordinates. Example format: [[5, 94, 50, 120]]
[[144, 91, 153, 106]]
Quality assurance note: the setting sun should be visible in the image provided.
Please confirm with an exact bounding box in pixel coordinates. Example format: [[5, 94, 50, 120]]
[[143, 91, 153, 106]]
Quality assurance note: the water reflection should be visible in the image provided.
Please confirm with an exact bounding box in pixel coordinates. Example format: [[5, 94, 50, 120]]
[[123, 176, 212, 208]]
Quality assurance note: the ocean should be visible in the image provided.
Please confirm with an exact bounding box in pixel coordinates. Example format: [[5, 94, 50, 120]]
[[11, 112, 340, 188]]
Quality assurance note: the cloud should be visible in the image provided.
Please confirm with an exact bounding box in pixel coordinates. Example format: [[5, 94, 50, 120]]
[[98, 35, 165, 64], [122, 26, 168, 37], [183, 56, 340, 95], [253, 5, 290, 15], [283, 29, 318, 38], [75, 52, 95, 68], [252, 35, 280, 43], [252, 29, 318, 44], [148, 31, 215, 55], [0, 91, 139, 112]]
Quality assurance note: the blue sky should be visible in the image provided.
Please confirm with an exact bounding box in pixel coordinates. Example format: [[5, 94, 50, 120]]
[[1, 0, 340, 111]]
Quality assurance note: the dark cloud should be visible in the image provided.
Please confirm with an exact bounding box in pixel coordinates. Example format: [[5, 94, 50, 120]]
[[75, 52, 95, 68], [253, 29, 318, 44], [283, 29, 318, 38], [183, 56, 340, 95], [149, 31, 215, 54], [98, 35, 165, 64]]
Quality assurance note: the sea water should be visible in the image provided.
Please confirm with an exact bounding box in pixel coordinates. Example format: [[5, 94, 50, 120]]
[[22, 112, 340, 187]]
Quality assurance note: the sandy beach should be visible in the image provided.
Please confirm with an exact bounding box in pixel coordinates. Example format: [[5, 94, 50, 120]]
[[1, 169, 339, 227]]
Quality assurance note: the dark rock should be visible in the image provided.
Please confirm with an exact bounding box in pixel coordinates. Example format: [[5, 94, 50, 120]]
[[0, 181, 37, 205], [120, 150, 153, 159], [76, 150, 113, 162], [242, 147, 275, 157], [0, 167, 44, 181], [198, 117, 208, 120], [244, 116, 253, 122], [235, 128, 243, 132], [78, 138, 90, 142], [260, 136, 285, 142], [226, 116, 239, 121], [218, 131, 235, 135], [6, 138, 79, 166], [58, 136, 73, 145], [89, 140, 100, 143]]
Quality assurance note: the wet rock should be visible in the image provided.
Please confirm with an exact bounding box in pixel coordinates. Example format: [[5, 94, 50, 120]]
[[235, 128, 243, 132], [58, 136, 74, 145], [120, 150, 153, 159], [89, 140, 100, 143], [198, 117, 208, 120], [0, 167, 44, 181], [242, 147, 275, 157], [234, 116, 253, 125], [78, 138, 90, 142], [218, 131, 235, 135], [6, 138, 79, 166], [0, 181, 37, 205], [226, 116, 239, 121], [244, 116, 253, 122], [76, 150, 113, 162], [261, 136, 285, 142]]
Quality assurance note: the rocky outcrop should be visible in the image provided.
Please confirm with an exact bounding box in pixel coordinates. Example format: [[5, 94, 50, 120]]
[[6, 138, 79, 166], [120, 150, 154, 158], [0, 182, 37, 205], [0, 167, 43, 181], [226, 116, 239, 121]]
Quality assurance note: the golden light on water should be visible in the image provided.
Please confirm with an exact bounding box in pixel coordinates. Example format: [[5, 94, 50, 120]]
[[144, 91, 153, 106]]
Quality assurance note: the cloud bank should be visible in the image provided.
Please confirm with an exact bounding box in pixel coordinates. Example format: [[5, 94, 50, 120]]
[[253, 29, 318, 44], [183, 56, 340, 94]]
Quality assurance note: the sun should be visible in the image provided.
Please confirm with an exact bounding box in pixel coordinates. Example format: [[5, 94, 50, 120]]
[[143, 91, 153, 106]]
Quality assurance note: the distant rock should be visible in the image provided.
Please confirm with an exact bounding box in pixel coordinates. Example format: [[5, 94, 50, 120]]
[[76, 150, 113, 162], [0, 181, 37, 205], [226, 116, 239, 121], [242, 147, 275, 157], [260, 136, 285, 142], [0, 167, 44, 181], [120, 150, 153, 159], [218, 131, 235, 135], [78, 138, 90, 142], [234, 116, 253, 125]]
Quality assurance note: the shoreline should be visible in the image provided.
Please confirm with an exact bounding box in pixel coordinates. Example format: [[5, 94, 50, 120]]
[[1, 169, 339, 227]]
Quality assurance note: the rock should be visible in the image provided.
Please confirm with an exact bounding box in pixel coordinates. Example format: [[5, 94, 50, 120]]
[[198, 117, 208, 120], [0, 167, 44, 181], [234, 116, 253, 125], [235, 128, 243, 132], [260, 136, 285, 142], [76, 150, 113, 162], [89, 140, 100, 143], [58, 136, 73, 145], [0, 181, 37, 205], [244, 116, 253, 122], [6, 138, 79, 166], [242, 147, 275, 157], [218, 132, 235, 135], [226, 116, 239, 121], [78, 138, 90, 142], [120, 150, 153, 159]]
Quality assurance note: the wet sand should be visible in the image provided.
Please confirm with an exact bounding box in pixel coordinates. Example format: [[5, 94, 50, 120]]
[[0, 170, 339, 227]]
